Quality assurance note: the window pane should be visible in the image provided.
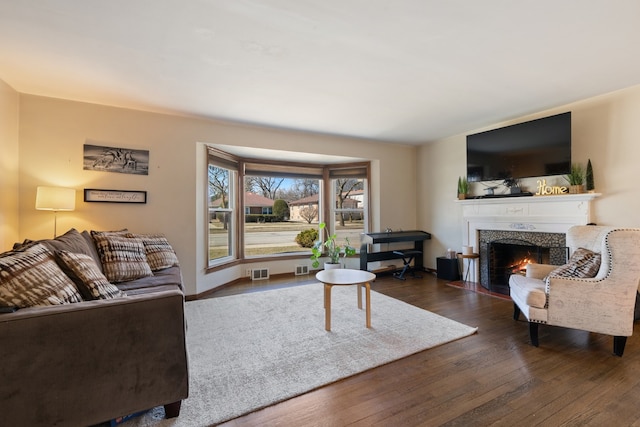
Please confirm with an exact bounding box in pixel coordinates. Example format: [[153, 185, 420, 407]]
[[245, 175, 321, 257], [333, 178, 366, 248], [208, 165, 235, 264]]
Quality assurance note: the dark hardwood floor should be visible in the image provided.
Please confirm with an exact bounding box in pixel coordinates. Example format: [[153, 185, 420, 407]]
[[205, 272, 640, 426]]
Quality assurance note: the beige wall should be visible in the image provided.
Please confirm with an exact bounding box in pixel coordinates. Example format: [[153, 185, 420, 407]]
[[418, 84, 640, 269], [0, 80, 20, 251], [14, 92, 418, 295], [14, 79, 637, 292]]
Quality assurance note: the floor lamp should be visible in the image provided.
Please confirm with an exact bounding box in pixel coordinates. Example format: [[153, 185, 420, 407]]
[[36, 186, 76, 238]]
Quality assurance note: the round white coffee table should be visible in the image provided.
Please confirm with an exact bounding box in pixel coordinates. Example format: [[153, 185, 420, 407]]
[[315, 269, 376, 331]]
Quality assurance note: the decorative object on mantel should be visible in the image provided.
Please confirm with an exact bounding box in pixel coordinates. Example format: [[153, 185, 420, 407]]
[[564, 163, 585, 194], [482, 185, 498, 196], [457, 176, 469, 200], [536, 179, 567, 195], [84, 189, 147, 204], [586, 159, 595, 193], [503, 177, 521, 194]]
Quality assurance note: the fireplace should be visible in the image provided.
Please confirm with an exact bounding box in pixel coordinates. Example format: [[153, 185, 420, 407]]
[[488, 240, 548, 294], [459, 192, 599, 285], [479, 230, 566, 295]]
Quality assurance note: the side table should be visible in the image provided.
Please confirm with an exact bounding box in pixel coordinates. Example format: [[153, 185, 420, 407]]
[[458, 253, 479, 284], [315, 269, 376, 331]]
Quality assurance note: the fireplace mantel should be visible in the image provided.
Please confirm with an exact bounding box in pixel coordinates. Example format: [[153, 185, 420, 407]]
[[458, 193, 601, 282]]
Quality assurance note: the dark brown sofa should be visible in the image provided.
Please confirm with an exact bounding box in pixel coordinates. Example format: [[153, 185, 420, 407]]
[[0, 229, 189, 427]]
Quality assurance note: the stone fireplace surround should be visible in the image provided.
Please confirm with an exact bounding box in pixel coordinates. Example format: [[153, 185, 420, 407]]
[[458, 193, 600, 284], [479, 230, 565, 293]]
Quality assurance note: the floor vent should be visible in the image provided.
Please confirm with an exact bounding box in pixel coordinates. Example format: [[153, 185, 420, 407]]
[[251, 268, 270, 281], [295, 265, 309, 275]]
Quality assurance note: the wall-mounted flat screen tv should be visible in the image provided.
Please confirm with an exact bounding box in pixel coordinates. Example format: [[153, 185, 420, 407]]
[[466, 112, 571, 182]]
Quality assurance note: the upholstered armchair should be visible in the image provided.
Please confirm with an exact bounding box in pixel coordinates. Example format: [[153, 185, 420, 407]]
[[509, 226, 640, 356]]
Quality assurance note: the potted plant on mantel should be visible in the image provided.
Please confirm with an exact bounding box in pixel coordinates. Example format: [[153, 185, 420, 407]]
[[457, 176, 469, 200], [310, 222, 356, 270], [565, 163, 585, 194]]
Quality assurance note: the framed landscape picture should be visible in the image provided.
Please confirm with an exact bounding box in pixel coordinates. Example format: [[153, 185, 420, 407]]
[[83, 143, 149, 175]]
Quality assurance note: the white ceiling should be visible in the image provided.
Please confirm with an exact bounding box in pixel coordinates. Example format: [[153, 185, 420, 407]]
[[2, 1, 640, 144]]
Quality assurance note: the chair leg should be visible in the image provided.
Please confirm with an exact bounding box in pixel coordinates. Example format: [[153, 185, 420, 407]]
[[393, 257, 413, 280], [513, 303, 521, 321], [528, 322, 539, 347], [613, 336, 627, 357], [393, 265, 408, 280]]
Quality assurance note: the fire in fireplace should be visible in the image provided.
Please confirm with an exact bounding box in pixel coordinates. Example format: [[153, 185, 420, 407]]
[[488, 240, 550, 295]]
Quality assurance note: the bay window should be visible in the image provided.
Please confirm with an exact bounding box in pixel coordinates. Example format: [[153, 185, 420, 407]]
[[206, 146, 369, 269]]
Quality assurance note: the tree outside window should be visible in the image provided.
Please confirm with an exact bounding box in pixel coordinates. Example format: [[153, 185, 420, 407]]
[[332, 178, 365, 247]]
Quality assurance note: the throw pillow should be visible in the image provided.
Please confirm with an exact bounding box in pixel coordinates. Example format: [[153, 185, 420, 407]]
[[126, 233, 179, 271], [545, 247, 602, 284], [81, 230, 104, 272], [40, 228, 96, 259], [0, 243, 83, 307], [92, 233, 153, 283], [56, 250, 126, 300]]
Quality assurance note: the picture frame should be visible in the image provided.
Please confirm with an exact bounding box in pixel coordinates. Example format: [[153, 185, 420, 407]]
[[83, 143, 149, 175], [84, 189, 147, 204]]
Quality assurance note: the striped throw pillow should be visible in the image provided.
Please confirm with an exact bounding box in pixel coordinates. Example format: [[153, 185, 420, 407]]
[[56, 250, 126, 300], [0, 243, 83, 307], [92, 233, 153, 283], [546, 247, 601, 283], [126, 233, 179, 271]]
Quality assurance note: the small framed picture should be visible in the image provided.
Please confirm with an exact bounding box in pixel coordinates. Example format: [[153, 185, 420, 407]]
[[84, 189, 147, 204]]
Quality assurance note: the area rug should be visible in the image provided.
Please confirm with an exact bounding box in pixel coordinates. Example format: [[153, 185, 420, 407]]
[[130, 283, 477, 426]]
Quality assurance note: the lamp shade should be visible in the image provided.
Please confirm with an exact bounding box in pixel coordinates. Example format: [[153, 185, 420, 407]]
[[35, 186, 76, 211]]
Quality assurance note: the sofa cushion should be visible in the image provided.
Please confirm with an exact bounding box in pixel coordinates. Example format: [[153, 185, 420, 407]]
[[127, 233, 179, 271], [40, 228, 97, 260], [546, 247, 601, 283], [56, 250, 126, 300], [0, 243, 83, 307], [92, 233, 153, 283], [116, 266, 183, 293], [81, 230, 104, 272]]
